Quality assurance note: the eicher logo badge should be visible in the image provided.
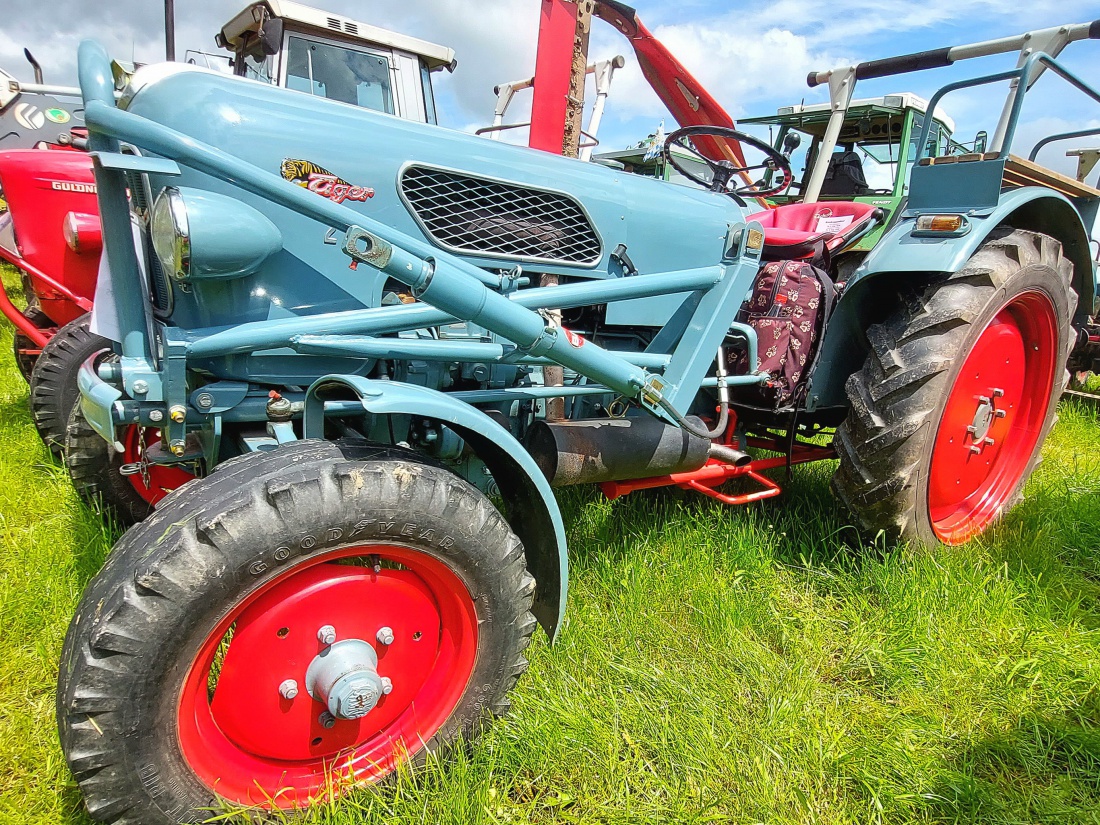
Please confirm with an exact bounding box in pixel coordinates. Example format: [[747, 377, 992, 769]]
[[280, 159, 374, 204]]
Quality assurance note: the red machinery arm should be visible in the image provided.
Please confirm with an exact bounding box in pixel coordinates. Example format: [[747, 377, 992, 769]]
[[591, 0, 747, 166], [529, 0, 754, 194]]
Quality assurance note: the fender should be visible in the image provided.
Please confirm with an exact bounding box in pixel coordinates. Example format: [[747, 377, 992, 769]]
[[303, 374, 568, 642], [810, 186, 1097, 408]]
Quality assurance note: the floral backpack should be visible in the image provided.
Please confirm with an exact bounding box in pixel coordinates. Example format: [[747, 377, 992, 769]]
[[730, 259, 836, 410]]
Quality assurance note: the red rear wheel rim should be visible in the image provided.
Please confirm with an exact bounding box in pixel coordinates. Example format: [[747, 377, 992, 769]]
[[177, 544, 479, 808], [928, 289, 1058, 543], [120, 426, 195, 505]]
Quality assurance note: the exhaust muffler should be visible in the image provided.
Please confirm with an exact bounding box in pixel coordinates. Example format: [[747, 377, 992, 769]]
[[525, 416, 749, 487]]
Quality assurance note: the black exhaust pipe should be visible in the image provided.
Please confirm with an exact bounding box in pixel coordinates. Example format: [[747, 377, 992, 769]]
[[526, 416, 747, 487], [23, 49, 43, 84]]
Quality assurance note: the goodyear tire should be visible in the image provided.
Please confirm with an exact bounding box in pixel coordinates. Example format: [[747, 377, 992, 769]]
[[30, 313, 107, 454], [833, 229, 1075, 545], [57, 440, 536, 824]]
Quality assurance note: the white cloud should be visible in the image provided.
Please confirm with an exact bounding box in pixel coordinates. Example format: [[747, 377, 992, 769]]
[[4, 0, 1100, 173]]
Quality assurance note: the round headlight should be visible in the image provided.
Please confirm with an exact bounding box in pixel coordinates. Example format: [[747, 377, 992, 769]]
[[151, 187, 190, 281]]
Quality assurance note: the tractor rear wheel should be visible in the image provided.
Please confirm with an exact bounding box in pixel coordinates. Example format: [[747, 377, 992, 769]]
[[833, 229, 1075, 545], [29, 313, 108, 455], [57, 441, 536, 824]]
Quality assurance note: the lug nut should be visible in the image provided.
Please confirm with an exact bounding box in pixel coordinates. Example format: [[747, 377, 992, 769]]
[[149, 409, 165, 423], [133, 379, 150, 395], [978, 395, 990, 404], [318, 711, 336, 729], [992, 388, 1004, 397], [376, 626, 395, 646], [317, 625, 337, 645], [169, 440, 186, 457], [994, 410, 1007, 418], [278, 679, 299, 699], [169, 405, 187, 423], [380, 676, 393, 695], [983, 437, 995, 446], [969, 445, 982, 455]]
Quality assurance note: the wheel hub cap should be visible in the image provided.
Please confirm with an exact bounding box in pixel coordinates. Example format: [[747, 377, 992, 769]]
[[965, 391, 1003, 452], [305, 639, 385, 720]]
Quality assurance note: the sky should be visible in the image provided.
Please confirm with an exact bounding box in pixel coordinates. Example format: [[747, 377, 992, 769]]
[[3, 0, 1100, 178]]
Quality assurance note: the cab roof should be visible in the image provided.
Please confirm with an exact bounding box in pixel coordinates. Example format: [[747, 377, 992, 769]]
[[741, 93, 955, 135], [219, 1, 456, 71]]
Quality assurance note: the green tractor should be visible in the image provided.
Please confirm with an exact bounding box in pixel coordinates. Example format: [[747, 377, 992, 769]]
[[739, 93, 979, 252]]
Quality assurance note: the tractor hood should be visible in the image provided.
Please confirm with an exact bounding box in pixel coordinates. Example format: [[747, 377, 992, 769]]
[[117, 63, 743, 331]]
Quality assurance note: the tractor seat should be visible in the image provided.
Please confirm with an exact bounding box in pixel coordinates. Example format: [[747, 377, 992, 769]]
[[746, 201, 883, 263]]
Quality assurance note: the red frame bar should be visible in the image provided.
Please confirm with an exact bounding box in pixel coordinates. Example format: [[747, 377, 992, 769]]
[[529, 0, 578, 154], [599, 439, 836, 505], [0, 247, 54, 347]]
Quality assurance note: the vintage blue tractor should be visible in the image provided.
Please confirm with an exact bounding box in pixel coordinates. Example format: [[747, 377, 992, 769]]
[[57, 13, 1100, 823]]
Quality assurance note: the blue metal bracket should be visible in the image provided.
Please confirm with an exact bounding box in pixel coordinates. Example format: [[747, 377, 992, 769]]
[[659, 221, 765, 412], [90, 152, 181, 176]]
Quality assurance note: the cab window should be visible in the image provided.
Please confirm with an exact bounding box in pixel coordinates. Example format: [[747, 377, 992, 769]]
[[235, 34, 274, 82], [285, 36, 394, 114]]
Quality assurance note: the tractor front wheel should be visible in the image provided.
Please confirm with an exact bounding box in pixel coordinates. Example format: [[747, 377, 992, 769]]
[[57, 441, 536, 824], [29, 313, 107, 454], [64, 405, 196, 525], [834, 229, 1075, 545]]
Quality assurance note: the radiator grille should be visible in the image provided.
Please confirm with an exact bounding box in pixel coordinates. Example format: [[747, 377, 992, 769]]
[[400, 166, 601, 265]]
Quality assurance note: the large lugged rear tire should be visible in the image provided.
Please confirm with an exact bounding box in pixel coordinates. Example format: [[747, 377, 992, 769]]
[[57, 441, 536, 824], [833, 229, 1075, 545], [30, 313, 108, 454]]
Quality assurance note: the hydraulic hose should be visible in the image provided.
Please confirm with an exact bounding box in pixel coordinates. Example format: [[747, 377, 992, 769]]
[[657, 348, 729, 440]]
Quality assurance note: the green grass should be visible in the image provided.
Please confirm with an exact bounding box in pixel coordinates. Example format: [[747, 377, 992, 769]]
[[1, 263, 1099, 824]]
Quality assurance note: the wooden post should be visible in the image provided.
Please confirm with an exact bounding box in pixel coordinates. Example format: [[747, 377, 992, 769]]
[[561, 0, 592, 158]]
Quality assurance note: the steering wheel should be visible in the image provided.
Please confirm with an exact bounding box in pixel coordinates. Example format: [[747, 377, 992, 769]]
[[663, 125, 793, 202]]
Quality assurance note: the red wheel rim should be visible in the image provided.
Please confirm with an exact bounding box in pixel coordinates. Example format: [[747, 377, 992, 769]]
[[121, 426, 195, 505], [928, 289, 1058, 543], [177, 544, 479, 808]]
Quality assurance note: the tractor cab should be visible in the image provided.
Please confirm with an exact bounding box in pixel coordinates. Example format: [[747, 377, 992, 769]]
[[740, 94, 969, 250], [215, 0, 456, 124]]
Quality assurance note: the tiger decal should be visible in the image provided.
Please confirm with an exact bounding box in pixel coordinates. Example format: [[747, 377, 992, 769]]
[[280, 158, 375, 204]]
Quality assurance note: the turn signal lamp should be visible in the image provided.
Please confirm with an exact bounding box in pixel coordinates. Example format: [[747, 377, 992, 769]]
[[914, 214, 967, 233]]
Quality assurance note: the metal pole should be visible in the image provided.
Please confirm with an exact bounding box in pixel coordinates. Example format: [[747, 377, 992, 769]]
[[802, 67, 855, 203], [164, 0, 176, 61], [579, 55, 625, 162]]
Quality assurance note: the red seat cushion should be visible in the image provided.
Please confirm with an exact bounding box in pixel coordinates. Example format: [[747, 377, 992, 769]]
[[747, 201, 880, 260]]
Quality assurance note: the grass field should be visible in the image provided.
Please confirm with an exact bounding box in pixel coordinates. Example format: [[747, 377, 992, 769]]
[[0, 265, 1099, 824]]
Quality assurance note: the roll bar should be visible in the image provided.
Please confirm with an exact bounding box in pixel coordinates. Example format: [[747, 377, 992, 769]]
[[801, 20, 1100, 202]]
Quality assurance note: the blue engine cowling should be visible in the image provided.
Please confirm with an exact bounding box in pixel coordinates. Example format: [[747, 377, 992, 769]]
[[122, 64, 743, 371]]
